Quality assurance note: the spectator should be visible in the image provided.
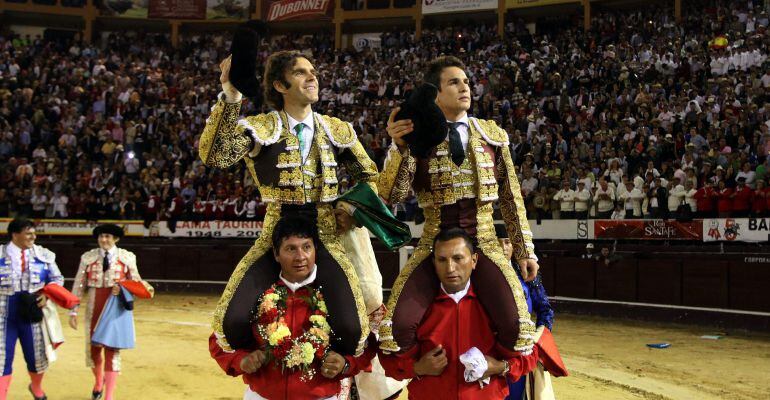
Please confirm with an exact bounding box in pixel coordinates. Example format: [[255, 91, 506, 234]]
[[574, 181, 591, 219], [717, 180, 733, 218], [552, 180, 576, 219], [593, 178, 616, 219], [581, 243, 594, 260], [732, 177, 753, 217], [620, 181, 644, 219], [667, 177, 686, 219], [750, 179, 767, 218]]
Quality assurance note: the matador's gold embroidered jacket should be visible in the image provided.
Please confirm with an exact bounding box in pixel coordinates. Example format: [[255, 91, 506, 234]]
[[199, 95, 379, 354], [377, 117, 535, 260]]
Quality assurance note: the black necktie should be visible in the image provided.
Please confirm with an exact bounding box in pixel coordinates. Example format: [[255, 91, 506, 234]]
[[448, 122, 465, 166], [103, 253, 110, 272]]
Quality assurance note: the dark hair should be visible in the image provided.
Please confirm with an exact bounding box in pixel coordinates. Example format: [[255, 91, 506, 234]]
[[263, 50, 309, 110], [271, 216, 318, 252], [432, 228, 474, 255], [424, 56, 466, 91], [8, 217, 34, 238]]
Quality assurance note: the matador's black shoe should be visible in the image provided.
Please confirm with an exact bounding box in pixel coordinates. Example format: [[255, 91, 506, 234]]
[[28, 384, 47, 400], [92, 390, 104, 400]]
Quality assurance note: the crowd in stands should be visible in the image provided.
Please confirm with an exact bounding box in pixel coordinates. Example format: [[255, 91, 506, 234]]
[[1, 0, 769, 224]]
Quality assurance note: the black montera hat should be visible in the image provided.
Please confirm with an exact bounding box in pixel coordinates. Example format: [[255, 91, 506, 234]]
[[93, 224, 124, 239], [395, 83, 448, 158], [229, 20, 269, 105]]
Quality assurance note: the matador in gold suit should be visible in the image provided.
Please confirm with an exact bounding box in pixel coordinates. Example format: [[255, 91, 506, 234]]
[[199, 88, 378, 358], [378, 64, 538, 356]]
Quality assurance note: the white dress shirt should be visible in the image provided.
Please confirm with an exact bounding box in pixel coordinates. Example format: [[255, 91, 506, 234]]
[[286, 113, 316, 163], [446, 114, 470, 152], [6, 242, 29, 291], [279, 264, 318, 292], [6, 242, 28, 275], [100, 246, 116, 267], [440, 279, 471, 304]]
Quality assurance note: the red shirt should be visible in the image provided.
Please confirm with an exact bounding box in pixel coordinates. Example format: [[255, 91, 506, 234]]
[[380, 284, 538, 400], [751, 188, 767, 213], [694, 187, 715, 212], [766, 188, 770, 211], [209, 283, 374, 400], [717, 188, 733, 213], [732, 186, 752, 212]]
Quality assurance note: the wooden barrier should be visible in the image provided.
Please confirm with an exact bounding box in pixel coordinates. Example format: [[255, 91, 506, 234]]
[[37, 237, 770, 314]]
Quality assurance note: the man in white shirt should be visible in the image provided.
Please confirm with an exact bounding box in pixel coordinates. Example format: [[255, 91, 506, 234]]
[[620, 181, 644, 218], [574, 181, 591, 220], [684, 180, 697, 214], [667, 177, 686, 218], [520, 169, 539, 198], [552, 181, 576, 219], [593, 178, 616, 219], [50, 192, 68, 218]]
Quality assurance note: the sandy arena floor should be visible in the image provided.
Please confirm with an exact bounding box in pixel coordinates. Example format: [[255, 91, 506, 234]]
[[8, 293, 770, 400]]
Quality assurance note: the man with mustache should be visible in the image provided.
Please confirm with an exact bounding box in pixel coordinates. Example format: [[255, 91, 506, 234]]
[[378, 56, 539, 358], [210, 216, 376, 400]]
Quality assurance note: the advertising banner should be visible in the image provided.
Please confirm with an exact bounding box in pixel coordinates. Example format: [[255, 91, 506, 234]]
[[702, 218, 770, 243], [263, 0, 333, 22], [594, 220, 703, 240], [0, 219, 145, 237], [151, 220, 264, 238], [505, 0, 578, 9], [422, 0, 497, 15], [207, 0, 250, 20], [149, 0, 206, 19]]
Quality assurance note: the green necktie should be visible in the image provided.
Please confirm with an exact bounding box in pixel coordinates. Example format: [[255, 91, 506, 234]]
[[294, 123, 305, 159]]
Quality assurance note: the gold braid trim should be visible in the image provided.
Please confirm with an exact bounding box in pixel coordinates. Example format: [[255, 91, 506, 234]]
[[199, 99, 250, 169], [379, 206, 442, 353], [211, 203, 281, 351], [475, 202, 536, 353], [316, 205, 370, 356], [343, 140, 380, 188], [498, 145, 535, 260], [377, 146, 414, 204]]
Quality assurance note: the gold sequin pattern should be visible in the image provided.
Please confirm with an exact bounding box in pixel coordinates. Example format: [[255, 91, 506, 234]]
[[211, 204, 280, 351], [477, 236, 536, 353], [199, 100, 251, 169], [316, 205, 370, 356], [379, 206, 442, 353], [497, 145, 535, 259], [376, 147, 407, 203]]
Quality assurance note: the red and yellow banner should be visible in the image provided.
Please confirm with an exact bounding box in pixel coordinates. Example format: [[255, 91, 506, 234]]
[[263, 0, 333, 22]]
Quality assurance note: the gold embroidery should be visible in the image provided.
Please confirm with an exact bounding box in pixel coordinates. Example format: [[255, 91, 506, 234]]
[[498, 146, 535, 259], [199, 100, 250, 169], [319, 115, 356, 147], [212, 204, 281, 351], [317, 205, 369, 355], [379, 206, 442, 353]]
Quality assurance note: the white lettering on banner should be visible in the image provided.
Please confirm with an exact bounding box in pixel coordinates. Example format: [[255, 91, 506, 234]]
[[644, 220, 678, 238], [744, 257, 770, 263], [267, 0, 330, 21], [422, 0, 497, 14], [702, 218, 770, 243]]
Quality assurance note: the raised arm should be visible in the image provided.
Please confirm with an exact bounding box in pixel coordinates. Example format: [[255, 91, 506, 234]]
[[377, 108, 417, 204], [198, 56, 252, 169]]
